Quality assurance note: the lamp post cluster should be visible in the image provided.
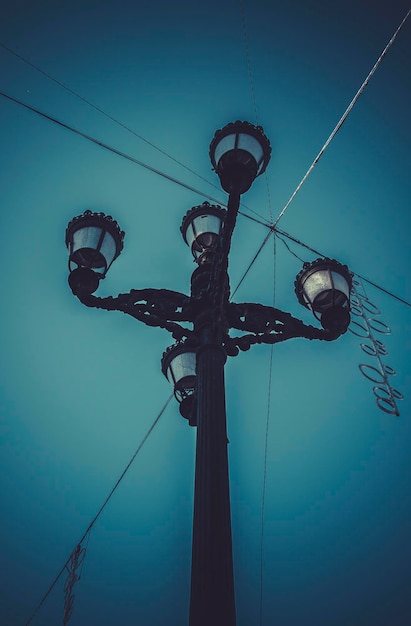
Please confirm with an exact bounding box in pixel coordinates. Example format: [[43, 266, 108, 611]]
[[65, 121, 353, 626]]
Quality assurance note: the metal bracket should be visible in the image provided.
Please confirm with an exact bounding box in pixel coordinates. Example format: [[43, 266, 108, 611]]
[[78, 288, 193, 341], [224, 302, 335, 353]]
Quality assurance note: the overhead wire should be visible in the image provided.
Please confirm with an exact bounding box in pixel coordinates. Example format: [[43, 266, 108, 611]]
[[2, 8, 408, 625], [275, 231, 306, 263], [0, 42, 221, 196], [0, 86, 271, 225], [272, 7, 411, 228], [274, 227, 411, 309], [230, 8, 411, 300], [239, 0, 259, 125], [1, 88, 406, 310], [230, 229, 273, 301], [25, 394, 172, 626], [259, 232, 276, 626], [0, 41, 270, 225], [237, 5, 276, 620], [0, 89, 229, 203]]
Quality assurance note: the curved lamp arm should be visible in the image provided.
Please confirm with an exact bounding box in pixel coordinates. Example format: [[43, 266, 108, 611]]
[[75, 288, 193, 341], [224, 302, 341, 354]]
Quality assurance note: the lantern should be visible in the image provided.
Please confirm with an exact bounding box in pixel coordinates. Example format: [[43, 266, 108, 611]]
[[65, 210, 124, 294], [161, 342, 197, 425], [181, 202, 226, 263], [295, 258, 352, 335], [209, 120, 271, 194]]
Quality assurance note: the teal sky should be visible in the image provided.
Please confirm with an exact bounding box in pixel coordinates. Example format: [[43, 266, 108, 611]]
[[1, 1, 410, 624]]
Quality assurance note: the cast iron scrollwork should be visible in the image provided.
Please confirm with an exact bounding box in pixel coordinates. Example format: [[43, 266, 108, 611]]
[[78, 288, 193, 341], [223, 302, 335, 354]]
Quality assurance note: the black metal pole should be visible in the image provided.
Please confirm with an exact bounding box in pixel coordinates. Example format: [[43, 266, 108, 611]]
[[189, 342, 236, 625], [189, 192, 240, 626]]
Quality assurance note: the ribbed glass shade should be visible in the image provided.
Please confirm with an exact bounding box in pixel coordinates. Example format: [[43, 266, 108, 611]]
[[213, 133, 265, 174], [209, 121, 271, 194], [66, 210, 124, 276], [161, 343, 196, 403], [181, 203, 225, 262], [301, 269, 350, 312], [295, 258, 352, 333], [71, 226, 117, 273]]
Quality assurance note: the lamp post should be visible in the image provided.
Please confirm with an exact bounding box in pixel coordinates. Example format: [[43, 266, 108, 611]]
[[65, 121, 353, 626]]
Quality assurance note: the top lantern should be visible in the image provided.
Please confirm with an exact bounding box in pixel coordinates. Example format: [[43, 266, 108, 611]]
[[209, 121, 271, 194]]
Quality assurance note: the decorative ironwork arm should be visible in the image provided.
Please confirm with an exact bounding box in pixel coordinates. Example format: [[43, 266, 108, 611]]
[[224, 302, 340, 353], [75, 288, 193, 341]]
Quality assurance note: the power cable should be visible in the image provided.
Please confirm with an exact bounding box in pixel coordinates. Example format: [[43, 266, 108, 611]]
[[275, 231, 306, 263], [238, 0, 276, 226], [0, 88, 270, 224], [0, 91, 407, 309], [274, 227, 411, 309], [230, 228, 274, 300], [0, 41, 222, 196], [272, 8, 411, 227], [258, 233, 276, 626], [230, 221, 411, 308], [239, 0, 259, 125], [0, 41, 270, 225], [0, 89, 227, 203], [25, 393, 172, 625]]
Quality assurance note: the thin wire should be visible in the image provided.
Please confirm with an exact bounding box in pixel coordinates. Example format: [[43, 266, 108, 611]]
[[0, 88, 270, 224], [238, 0, 276, 230], [239, 0, 259, 124], [259, 233, 276, 625], [272, 8, 411, 227], [1, 86, 407, 309], [0, 42, 270, 224], [274, 227, 411, 309], [239, 209, 271, 228], [230, 228, 274, 300], [0, 41, 225, 196], [25, 394, 172, 626], [275, 231, 306, 263], [231, 210, 411, 309], [0, 89, 226, 202]]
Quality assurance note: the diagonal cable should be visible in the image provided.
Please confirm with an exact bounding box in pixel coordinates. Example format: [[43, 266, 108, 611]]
[[259, 233, 276, 625], [272, 8, 411, 227], [0, 87, 270, 224], [230, 228, 274, 300], [0, 41, 222, 195], [25, 394, 172, 625], [239, 0, 259, 125], [0, 89, 407, 308]]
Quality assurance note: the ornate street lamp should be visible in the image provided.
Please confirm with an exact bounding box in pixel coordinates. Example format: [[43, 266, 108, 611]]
[[65, 121, 352, 626], [209, 120, 271, 194]]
